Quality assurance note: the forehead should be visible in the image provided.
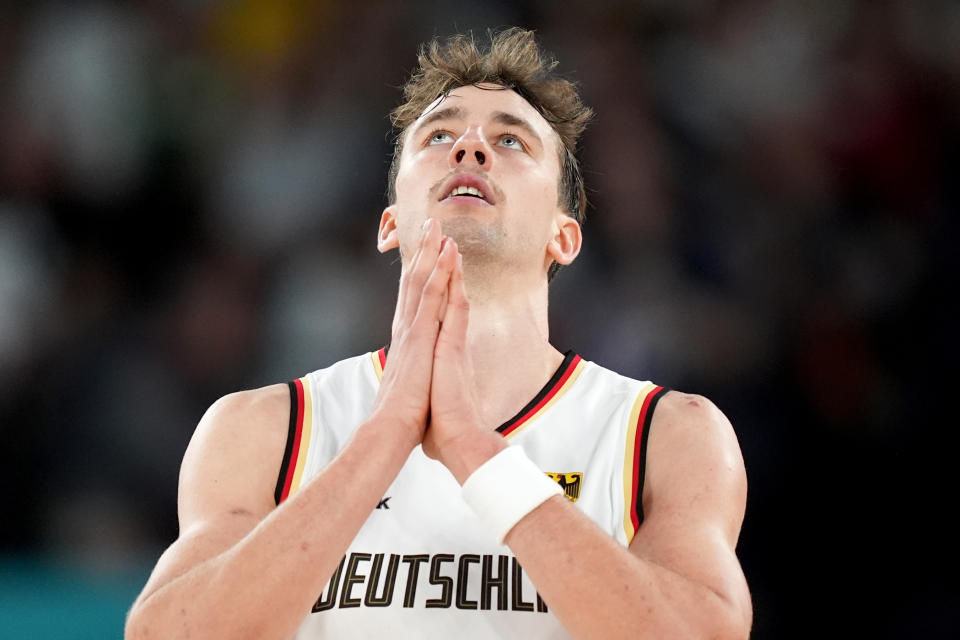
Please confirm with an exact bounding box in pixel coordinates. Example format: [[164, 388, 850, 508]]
[[405, 83, 559, 149]]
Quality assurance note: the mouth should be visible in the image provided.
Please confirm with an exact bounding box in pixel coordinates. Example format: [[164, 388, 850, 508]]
[[438, 173, 495, 206], [447, 185, 486, 200]]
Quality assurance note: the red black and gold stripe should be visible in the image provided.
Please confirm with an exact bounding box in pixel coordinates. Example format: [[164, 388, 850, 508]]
[[274, 377, 314, 505], [497, 351, 584, 440], [371, 347, 387, 380], [622, 384, 669, 542]]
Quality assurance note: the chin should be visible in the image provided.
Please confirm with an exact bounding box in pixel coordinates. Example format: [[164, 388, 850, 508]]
[[439, 216, 506, 253]]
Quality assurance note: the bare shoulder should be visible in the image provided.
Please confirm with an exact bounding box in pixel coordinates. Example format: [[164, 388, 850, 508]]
[[642, 391, 747, 544], [632, 391, 752, 632], [648, 391, 744, 465], [178, 383, 292, 528]]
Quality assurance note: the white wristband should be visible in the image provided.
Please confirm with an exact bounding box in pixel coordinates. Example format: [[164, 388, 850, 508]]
[[462, 445, 562, 544]]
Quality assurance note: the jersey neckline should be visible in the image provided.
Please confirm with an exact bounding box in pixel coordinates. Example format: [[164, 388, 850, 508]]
[[374, 346, 583, 438], [496, 350, 581, 436]]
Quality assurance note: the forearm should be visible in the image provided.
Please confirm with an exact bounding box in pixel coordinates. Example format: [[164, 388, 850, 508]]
[[126, 416, 416, 640], [505, 497, 748, 640]]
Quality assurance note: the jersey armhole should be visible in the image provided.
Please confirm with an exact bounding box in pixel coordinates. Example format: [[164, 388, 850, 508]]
[[274, 380, 303, 505], [623, 385, 669, 542]]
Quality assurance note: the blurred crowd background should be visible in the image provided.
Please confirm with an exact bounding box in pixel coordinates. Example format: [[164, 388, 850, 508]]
[[1, 0, 957, 637]]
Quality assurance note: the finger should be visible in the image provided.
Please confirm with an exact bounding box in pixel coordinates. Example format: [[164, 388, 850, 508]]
[[404, 221, 443, 322], [397, 219, 443, 331], [437, 283, 449, 325], [438, 247, 469, 348], [412, 236, 457, 333], [435, 239, 455, 323], [394, 219, 432, 330]]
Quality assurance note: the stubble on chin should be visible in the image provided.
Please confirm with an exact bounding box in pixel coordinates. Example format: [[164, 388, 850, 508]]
[[440, 215, 518, 301], [439, 216, 506, 259], [395, 214, 505, 267]]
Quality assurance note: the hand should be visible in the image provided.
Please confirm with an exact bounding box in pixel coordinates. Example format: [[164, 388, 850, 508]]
[[422, 243, 506, 483], [368, 219, 460, 447]]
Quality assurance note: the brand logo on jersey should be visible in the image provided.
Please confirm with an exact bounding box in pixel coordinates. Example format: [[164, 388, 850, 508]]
[[545, 472, 582, 502]]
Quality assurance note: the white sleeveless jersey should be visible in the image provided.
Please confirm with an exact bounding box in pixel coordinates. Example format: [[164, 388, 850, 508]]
[[275, 349, 667, 639]]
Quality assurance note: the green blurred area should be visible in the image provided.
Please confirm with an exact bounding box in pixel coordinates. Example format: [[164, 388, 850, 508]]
[[0, 556, 150, 640]]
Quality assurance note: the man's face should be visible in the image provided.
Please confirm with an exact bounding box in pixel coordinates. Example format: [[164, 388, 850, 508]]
[[380, 84, 570, 281]]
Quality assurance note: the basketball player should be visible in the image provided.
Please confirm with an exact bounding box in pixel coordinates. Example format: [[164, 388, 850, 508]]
[[126, 29, 751, 639]]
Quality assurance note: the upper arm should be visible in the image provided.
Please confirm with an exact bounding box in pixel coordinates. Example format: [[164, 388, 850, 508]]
[[628, 391, 752, 629], [133, 384, 291, 607]]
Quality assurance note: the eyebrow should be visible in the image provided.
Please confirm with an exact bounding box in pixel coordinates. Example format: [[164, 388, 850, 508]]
[[410, 106, 463, 140], [410, 106, 544, 149]]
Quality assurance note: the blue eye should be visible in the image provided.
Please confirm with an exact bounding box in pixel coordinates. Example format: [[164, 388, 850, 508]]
[[499, 134, 523, 150], [428, 131, 454, 145]]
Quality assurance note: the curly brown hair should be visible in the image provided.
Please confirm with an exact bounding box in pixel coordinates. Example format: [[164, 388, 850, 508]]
[[387, 28, 593, 237]]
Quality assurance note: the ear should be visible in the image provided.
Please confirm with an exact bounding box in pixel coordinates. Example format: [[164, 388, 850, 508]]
[[546, 213, 582, 266], [377, 206, 399, 253]]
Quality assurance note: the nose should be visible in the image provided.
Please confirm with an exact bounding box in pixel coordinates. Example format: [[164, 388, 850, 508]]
[[449, 127, 493, 171]]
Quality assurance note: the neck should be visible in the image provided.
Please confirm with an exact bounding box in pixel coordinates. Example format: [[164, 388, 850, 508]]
[[462, 275, 565, 430]]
